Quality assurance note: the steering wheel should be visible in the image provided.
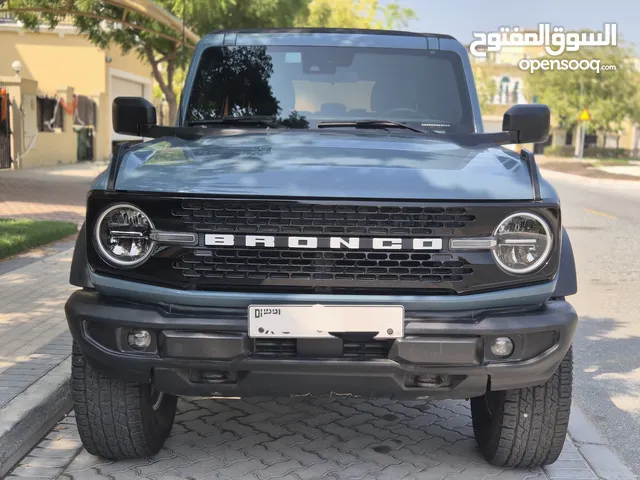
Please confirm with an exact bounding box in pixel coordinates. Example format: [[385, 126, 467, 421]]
[[383, 108, 422, 118]]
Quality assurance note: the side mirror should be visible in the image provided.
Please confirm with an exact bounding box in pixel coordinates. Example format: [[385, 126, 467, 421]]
[[112, 97, 156, 136], [502, 104, 550, 144]]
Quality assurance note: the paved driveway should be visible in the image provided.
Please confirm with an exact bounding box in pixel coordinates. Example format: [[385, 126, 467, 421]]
[[0, 163, 105, 224], [13, 397, 596, 480]]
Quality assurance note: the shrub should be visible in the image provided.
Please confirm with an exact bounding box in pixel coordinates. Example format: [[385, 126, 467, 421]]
[[542, 146, 575, 157], [542, 145, 640, 160]]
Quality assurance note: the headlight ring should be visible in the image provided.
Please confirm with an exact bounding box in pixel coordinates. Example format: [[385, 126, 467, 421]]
[[94, 203, 156, 268], [492, 212, 553, 274]]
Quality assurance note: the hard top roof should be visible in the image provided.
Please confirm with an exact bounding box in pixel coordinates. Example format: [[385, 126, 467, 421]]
[[204, 27, 455, 40]]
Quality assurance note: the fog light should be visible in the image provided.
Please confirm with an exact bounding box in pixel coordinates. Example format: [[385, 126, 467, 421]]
[[490, 337, 514, 358], [127, 329, 151, 350], [414, 374, 450, 388]]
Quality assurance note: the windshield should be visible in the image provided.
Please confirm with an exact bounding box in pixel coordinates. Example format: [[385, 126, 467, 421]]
[[185, 45, 474, 132]]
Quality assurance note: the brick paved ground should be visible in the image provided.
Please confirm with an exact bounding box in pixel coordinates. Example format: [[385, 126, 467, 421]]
[[0, 163, 104, 224], [10, 397, 599, 480], [0, 245, 76, 475], [0, 248, 75, 410], [0, 332, 71, 409], [0, 249, 74, 373], [0, 164, 99, 474], [0, 165, 94, 381]]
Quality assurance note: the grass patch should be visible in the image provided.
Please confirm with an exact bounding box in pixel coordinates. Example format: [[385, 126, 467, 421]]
[[592, 159, 632, 166], [0, 218, 78, 260]]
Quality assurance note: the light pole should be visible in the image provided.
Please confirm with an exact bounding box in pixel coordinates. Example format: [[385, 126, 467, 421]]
[[575, 78, 586, 158]]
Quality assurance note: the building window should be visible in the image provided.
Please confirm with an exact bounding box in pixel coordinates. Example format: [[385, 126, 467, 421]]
[[37, 97, 63, 132], [565, 130, 573, 146], [604, 134, 619, 149], [585, 134, 598, 148]]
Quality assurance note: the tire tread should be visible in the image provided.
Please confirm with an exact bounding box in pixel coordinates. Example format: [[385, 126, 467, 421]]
[[71, 343, 175, 460], [472, 347, 573, 467]]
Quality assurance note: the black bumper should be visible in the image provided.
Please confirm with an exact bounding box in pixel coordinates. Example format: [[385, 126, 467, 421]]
[[65, 290, 577, 400]]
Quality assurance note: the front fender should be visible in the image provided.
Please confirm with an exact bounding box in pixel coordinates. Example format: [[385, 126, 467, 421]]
[[553, 227, 577, 297], [70, 223, 93, 288]]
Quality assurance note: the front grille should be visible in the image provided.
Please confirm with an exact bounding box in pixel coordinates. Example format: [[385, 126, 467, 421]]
[[254, 339, 297, 357], [343, 340, 393, 359], [253, 339, 391, 359], [87, 194, 561, 295], [172, 201, 475, 236], [168, 200, 475, 292], [173, 249, 473, 284]]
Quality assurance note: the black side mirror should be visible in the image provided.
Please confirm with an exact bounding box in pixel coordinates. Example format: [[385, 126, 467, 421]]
[[502, 104, 550, 144], [112, 97, 157, 136]]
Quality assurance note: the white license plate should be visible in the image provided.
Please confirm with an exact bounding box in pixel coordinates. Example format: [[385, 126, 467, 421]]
[[248, 305, 404, 339]]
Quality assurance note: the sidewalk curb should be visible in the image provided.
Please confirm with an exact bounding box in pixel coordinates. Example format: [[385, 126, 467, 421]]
[[540, 167, 640, 187], [0, 358, 72, 477], [568, 404, 637, 479]]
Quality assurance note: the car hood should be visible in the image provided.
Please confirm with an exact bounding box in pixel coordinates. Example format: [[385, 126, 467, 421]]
[[111, 131, 553, 201]]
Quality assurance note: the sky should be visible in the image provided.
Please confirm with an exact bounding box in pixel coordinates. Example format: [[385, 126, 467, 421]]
[[380, 0, 640, 53]]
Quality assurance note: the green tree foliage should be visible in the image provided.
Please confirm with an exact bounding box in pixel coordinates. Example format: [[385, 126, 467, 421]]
[[525, 41, 640, 133], [300, 0, 416, 29], [188, 0, 309, 34], [471, 65, 497, 114]]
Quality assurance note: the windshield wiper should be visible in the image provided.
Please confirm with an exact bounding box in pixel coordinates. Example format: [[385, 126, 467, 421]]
[[188, 116, 286, 129], [317, 119, 434, 134]]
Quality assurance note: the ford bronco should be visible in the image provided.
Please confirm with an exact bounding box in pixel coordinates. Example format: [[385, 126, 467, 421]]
[[66, 28, 578, 467]]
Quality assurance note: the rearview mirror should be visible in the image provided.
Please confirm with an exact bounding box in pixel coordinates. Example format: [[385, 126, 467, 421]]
[[112, 97, 157, 136], [502, 104, 550, 144]]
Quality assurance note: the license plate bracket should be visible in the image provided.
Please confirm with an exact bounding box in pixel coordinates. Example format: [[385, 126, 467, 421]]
[[248, 304, 404, 339]]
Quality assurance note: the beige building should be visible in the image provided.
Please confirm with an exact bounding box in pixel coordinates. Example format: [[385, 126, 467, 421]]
[[0, 17, 153, 169]]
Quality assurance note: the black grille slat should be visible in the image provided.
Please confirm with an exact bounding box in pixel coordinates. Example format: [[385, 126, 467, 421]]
[[173, 248, 473, 284], [254, 339, 391, 359], [168, 199, 475, 290], [343, 341, 393, 359], [254, 339, 297, 357], [173, 201, 475, 235]]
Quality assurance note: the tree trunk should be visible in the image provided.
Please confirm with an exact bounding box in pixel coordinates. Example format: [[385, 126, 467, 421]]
[[144, 45, 179, 125], [165, 61, 178, 125], [166, 92, 178, 126]]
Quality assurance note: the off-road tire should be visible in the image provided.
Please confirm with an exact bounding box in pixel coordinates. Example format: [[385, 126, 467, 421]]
[[471, 347, 572, 467], [71, 343, 177, 459]]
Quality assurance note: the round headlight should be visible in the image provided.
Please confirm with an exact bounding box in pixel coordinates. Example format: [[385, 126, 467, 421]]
[[94, 204, 155, 268], [492, 212, 552, 274]]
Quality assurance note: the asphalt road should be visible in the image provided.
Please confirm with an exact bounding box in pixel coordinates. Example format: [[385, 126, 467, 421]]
[[544, 170, 640, 475]]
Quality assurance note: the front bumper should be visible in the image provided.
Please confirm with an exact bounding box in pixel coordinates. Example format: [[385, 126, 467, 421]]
[[66, 290, 577, 399]]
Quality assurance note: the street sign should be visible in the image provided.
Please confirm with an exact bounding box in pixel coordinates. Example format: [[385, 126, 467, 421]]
[[579, 108, 591, 121]]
